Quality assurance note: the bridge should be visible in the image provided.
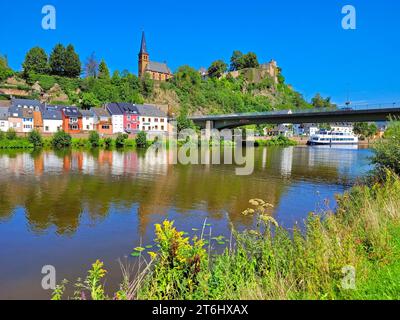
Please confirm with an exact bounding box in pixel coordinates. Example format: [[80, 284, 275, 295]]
[[189, 103, 400, 130]]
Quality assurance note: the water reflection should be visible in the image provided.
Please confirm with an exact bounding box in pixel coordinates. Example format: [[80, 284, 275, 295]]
[[0, 146, 371, 236]]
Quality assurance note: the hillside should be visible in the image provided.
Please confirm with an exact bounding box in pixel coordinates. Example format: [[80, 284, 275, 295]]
[[0, 67, 312, 116]]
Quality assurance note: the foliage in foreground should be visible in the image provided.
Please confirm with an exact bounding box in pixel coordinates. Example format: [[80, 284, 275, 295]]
[[372, 120, 400, 177], [53, 172, 400, 300]]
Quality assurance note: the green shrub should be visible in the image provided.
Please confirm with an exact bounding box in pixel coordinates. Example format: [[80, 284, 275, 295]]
[[103, 137, 113, 148], [52, 130, 72, 148], [6, 128, 17, 140], [135, 131, 147, 148], [115, 133, 128, 148], [27, 130, 43, 147], [372, 121, 400, 176], [88, 131, 100, 147], [0, 130, 5, 140]]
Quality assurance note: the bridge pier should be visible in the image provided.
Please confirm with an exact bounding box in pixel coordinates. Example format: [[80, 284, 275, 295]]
[[205, 120, 214, 139]]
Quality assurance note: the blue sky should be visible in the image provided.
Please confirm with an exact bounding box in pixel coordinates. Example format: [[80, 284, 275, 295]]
[[1, 0, 399, 105]]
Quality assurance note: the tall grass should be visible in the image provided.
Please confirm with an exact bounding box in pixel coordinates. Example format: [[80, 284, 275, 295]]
[[52, 172, 400, 300]]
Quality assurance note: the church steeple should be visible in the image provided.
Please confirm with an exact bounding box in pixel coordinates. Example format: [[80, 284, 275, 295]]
[[138, 31, 149, 78], [139, 31, 148, 55]]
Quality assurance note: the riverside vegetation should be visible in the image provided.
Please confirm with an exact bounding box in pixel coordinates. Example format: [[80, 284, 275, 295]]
[[51, 121, 400, 300], [0, 129, 150, 150]]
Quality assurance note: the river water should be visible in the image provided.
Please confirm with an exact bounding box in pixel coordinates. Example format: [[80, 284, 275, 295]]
[[0, 145, 372, 299]]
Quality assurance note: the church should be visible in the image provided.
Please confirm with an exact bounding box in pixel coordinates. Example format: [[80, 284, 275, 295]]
[[138, 32, 173, 81]]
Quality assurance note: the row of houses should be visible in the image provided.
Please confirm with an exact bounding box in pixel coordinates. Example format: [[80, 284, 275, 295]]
[[0, 99, 169, 134]]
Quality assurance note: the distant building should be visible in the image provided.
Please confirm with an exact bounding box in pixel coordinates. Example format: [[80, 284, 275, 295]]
[[138, 32, 173, 81], [331, 123, 354, 134], [136, 104, 168, 132], [42, 109, 63, 133], [81, 109, 95, 132], [0, 106, 9, 132], [48, 105, 83, 134], [105, 103, 125, 134], [265, 124, 293, 137], [92, 108, 113, 135], [117, 103, 140, 133], [9, 99, 43, 133]]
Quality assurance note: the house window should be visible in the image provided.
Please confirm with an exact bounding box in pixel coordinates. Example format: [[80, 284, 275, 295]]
[[86, 125, 90, 130], [127, 115, 131, 121], [161, 126, 165, 131], [155, 118, 159, 122], [148, 118, 151, 122], [142, 126, 145, 131], [127, 124, 131, 129], [45, 126, 49, 131], [155, 125, 158, 130], [160, 119, 165, 123], [102, 125, 110, 130]]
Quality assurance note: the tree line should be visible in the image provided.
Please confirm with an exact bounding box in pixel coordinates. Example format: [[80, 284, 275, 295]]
[[207, 50, 260, 78]]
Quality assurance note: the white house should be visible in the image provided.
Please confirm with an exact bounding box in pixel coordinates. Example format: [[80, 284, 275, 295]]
[[105, 103, 124, 133], [294, 124, 319, 136], [0, 107, 9, 132], [42, 109, 63, 133], [331, 123, 354, 134], [265, 124, 293, 137], [21, 108, 34, 133], [81, 109, 95, 131], [136, 104, 168, 133]]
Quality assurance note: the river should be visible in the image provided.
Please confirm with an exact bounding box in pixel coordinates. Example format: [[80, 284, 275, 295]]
[[0, 145, 372, 299]]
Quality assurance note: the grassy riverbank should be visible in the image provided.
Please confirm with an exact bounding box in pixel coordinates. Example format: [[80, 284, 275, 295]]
[[52, 121, 400, 300], [52, 173, 400, 300]]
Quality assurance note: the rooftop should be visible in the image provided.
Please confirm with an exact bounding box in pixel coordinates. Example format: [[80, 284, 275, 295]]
[[136, 104, 167, 118], [146, 61, 172, 75]]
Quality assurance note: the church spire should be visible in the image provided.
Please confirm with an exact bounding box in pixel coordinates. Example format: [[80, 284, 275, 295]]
[[139, 31, 148, 54]]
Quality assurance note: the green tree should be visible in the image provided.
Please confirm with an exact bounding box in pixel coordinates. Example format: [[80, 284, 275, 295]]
[[207, 60, 228, 78], [22, 47, 49, 76], [115, 133, 128, 148], [52, 130, 72, 148], [229, 51, 259, 71], [229, 50, 244, 71], [49, 44, 67, 76], [88, 131, 100, 147], [140, 73, 154, 98], [354, 122, 378, 141], [81, 92, 100, 109], [176, 110, 195, 131], [27, 130, 43, 147], [173, 65, 202, 89], [111, 70, 121, 85], [98, 60, 110, 80], [311, 93, 336, 109], [64, 45, 81, 78], [0, 54, 13, 81], [242, 52, 259, 69], [372, 121, 400, 176], [135, 131, 148, 148]]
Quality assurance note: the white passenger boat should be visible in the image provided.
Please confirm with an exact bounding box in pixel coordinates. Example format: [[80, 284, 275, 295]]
[[307, 130, 358, 145]]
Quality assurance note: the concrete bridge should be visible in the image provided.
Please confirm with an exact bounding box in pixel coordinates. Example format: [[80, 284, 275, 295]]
[[189, 105, 400, 130]]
